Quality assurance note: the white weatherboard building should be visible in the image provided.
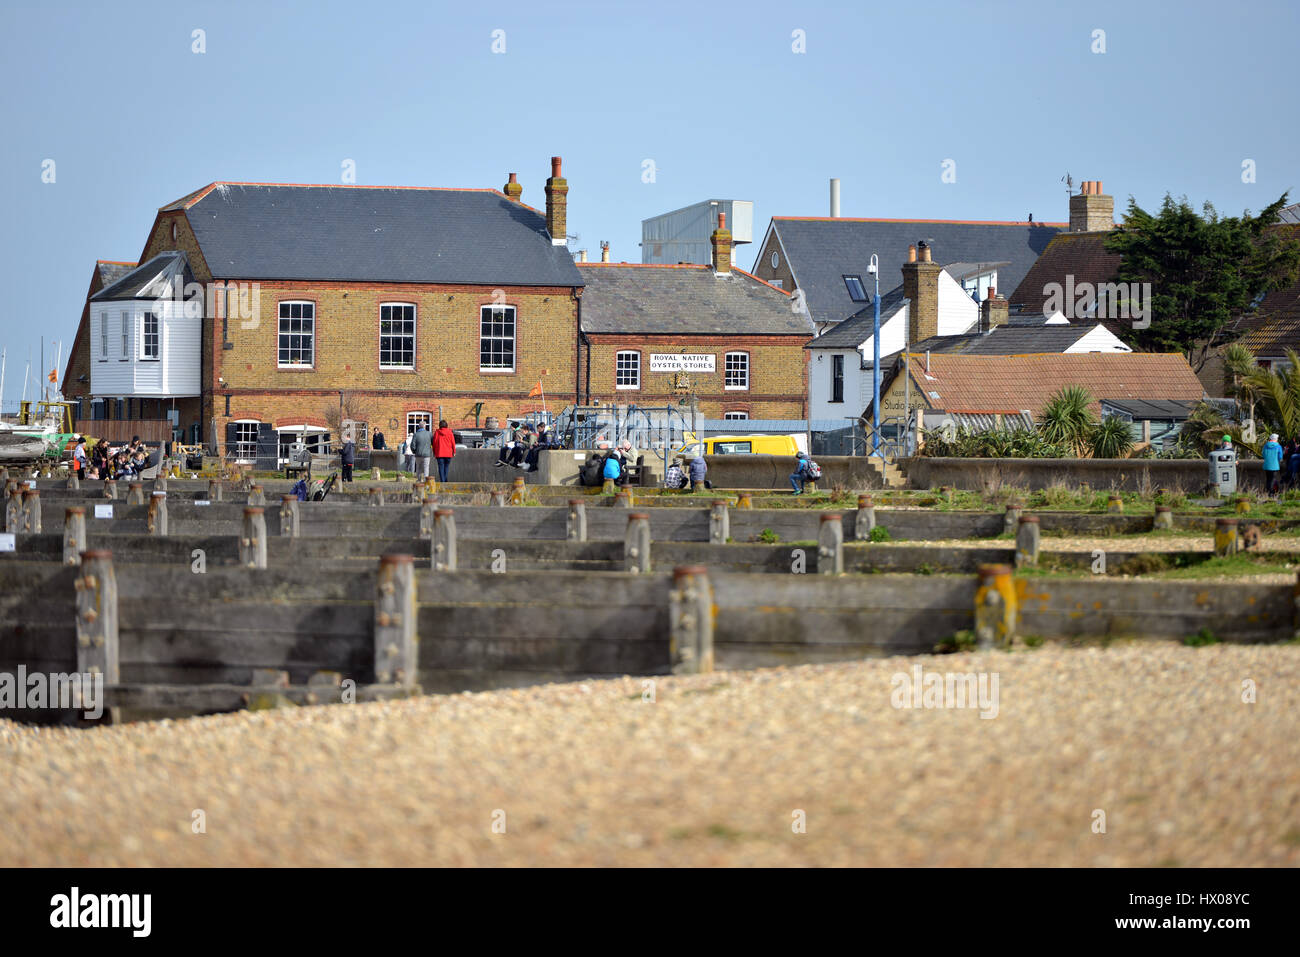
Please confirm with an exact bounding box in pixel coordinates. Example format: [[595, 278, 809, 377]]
[[87, 252, 201, 425], [641, 200, 753, 265]]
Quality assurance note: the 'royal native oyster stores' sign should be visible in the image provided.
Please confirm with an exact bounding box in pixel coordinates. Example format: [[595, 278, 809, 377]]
[[649, 353, 716, 373]]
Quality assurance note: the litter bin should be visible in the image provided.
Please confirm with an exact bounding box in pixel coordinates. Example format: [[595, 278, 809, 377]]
[[1209, 449, 1237, 496]]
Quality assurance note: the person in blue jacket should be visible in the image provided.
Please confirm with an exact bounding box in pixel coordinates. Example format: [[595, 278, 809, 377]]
[[1262, 432, 1284, 495], [789, 452, 813, 495]]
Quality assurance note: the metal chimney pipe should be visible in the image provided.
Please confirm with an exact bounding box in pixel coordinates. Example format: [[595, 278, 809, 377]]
[[830, 178, 841, 217]]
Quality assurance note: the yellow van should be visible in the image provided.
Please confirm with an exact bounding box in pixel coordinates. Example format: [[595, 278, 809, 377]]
[[676, 434, 802, 457]]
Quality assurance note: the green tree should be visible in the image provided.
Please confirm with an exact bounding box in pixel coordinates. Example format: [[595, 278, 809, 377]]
[[1039, 385, 1098, 457], [1104, 193, 1300, 370]]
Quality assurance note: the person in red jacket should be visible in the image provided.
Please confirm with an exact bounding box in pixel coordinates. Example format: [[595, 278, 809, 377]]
[[432, 420, 456, 483]]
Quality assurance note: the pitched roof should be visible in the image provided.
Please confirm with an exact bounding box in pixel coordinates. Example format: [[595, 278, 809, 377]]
[[96, 260, 137, 287], [576, 264, 812, 335], [768, 216, 1062, 326], [806, 285, 908, 348], [898, 352, 1204, 415], [1279, 203, 1300, 225], [165, 182, 583, 287], [1230, 224, 1300, 355], [911, 323, 1116, 356], [942, 261, 1011, 280], [1007, 231, 1122, 312], [91, 251, 194, 301]]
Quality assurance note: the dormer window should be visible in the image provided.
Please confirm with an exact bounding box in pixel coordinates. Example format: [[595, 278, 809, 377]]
[[844, 276, 868, 302]]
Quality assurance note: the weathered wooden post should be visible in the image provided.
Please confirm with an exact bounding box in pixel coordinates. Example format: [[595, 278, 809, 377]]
[[155, 474, 168, 493], [855, 495, 876, 540], [1003, 503, 1022, 535], [1214, 517, 1239, 557], [67, 472, 80, 491], [602, 476, 616, 495], [63, 506, 86, 566], [103, 479, 118, 500], [1107, 493, 1123, 514], [368, 486, 385, 507], [0, 467, 7, 482], [425, 477, 438, 497], [1293, 571, 1300, 642], [736, 491, 753, 509], [241, 507, 268, 568], [21, 489, 41, 534], [418, 502, 435, 539], [818, 512, 844, 575], [432, 508, 457, 571], [511, 476, 526, 505], [567, 499, 587, 542], [974, 563, 1018, 650], [5, 488, 22, 534], [1234, 497, 1251, 515], [625, 512, 651, 574], [411, 481, 427, 505], [1153, 505, 1173, 529], [614, 488, 632, 508], [207, 479, 223, 502], [126, 482, 145, 506], [709, 499, 730, 544], [280, 495, 300, 537], [248, 484, 266, 506], [374, 554, 417, 686], [490, 489, 508, 507], [669, 565, 714, 674], [75, 550, 120, 710], [147, 491, 168, 536], [1015, 515, 1040, 568]]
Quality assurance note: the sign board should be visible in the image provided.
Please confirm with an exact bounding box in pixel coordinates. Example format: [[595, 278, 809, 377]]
[[26, 480, 37, 489], [650, 353, 716, 373], [195, 500, 211, 506], [94, 505, 113, 519], [0, 533, 14, 552]]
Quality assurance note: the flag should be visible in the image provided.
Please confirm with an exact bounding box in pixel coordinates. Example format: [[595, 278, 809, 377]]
[[48, 369, 57, 383], [528, 381, 543, 398]]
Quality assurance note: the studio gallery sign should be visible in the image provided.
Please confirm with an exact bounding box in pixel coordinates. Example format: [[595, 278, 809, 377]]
[[650, 353, 716, 373]]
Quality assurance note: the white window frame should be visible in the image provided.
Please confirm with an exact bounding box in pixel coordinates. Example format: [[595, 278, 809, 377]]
[[99, 311, 108, 358], [724, 351, 750, 391], [139, 309, 160, 360], [406, 411, 434, 436], [232, 420, 260, 463], [379, 303, 416, 370], [479, 305, 516, 372], [121, 311, 129, 358], [723, 411, 749, 420], [278, 301, 316, 368], [276, 425, 331, 465], [615, 350, 640, 389], [843, 275, 868, 302], [769, 279, 784, 290]]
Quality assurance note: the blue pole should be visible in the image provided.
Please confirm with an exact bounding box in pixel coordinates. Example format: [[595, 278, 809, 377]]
[[871, 261, 881, 456]]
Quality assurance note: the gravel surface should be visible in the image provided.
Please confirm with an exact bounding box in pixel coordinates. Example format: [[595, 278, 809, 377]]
[[3, 644, 1297, 867]]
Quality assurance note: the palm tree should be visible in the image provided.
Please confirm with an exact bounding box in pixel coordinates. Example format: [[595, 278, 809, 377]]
[[1091, 417, 1135, 458], [1242, 347, 1300, 441], [1039, 385, 1098, 457]]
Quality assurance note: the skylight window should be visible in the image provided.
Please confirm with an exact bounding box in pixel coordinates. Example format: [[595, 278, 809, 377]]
[[843, 276, 868, 302]]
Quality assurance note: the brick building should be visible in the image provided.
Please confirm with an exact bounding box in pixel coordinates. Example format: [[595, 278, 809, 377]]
[[63, 158, 584, 463], [577, 214, 813, 420]]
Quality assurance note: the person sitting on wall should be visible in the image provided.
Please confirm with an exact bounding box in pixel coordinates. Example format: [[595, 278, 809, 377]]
[[664, 457, 687, 490], [789, 451, 814, 495], [688, 454, 710, 491]]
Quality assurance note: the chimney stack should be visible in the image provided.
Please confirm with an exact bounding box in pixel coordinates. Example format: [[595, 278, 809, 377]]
[[980, 286, 1009, 333], [600, 241, 610, 263], [830, 178, 841, 217], [545, 156, 568, 246], [711, 211, 733, 275], [902, 241, 942, 343], [578, 249, 587, 263], [503, 172, 522, 203], [1069, 179, 1114, 232]]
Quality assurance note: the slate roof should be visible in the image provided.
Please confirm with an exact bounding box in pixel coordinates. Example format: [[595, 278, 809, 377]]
[[806, 285, 908, 348], [767, 217, 1062, 327], [91, 251, 194, 301], [576, 264, 812, 336], [1231, 223, 1300, 355], [163, 182, 584, 287], [897, 353, 1204, 415], [942, 261, 1011, 281], [1100, 398, 1199, 420], [1008, 231, 1122, 313], [96, 261, 136, 287], [911, 323, 1121, 356], [1279, 203, 1300, 225]]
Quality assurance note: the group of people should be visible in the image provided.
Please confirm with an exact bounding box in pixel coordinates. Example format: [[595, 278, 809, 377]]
[[495, 422, 556, 472], [396, 421, 457, 481], [1258, 433, 1300, 495], [71, 435, 152, 481], [664, 453, 709, 491]]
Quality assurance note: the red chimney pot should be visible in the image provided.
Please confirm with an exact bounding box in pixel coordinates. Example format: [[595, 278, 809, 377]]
[[551, 156, 562, 178]]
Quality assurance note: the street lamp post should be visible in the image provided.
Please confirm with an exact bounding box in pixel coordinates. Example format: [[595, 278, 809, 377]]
[[869, 254, 881, 457]]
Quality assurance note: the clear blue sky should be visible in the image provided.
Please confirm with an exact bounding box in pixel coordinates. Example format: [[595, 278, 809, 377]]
[[1, 0, 1296, 411]]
